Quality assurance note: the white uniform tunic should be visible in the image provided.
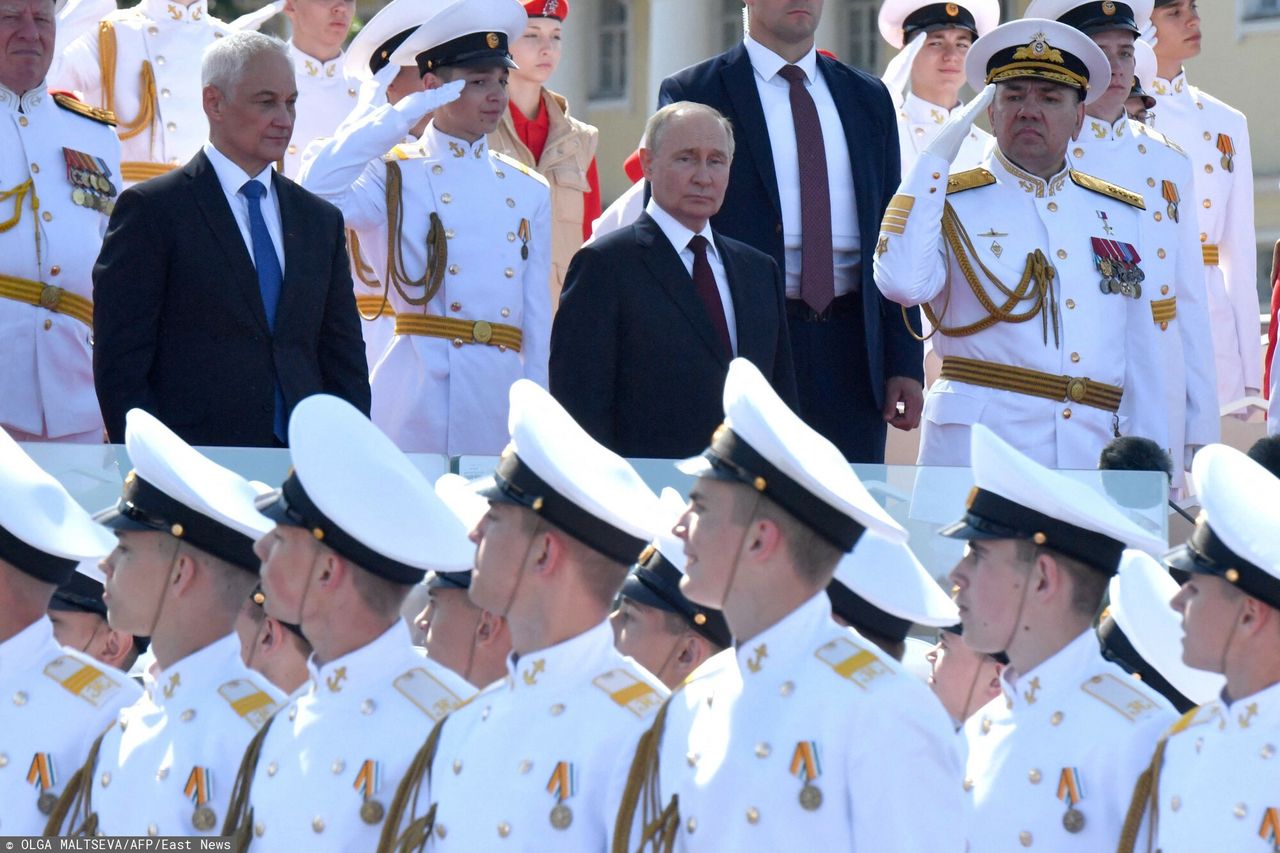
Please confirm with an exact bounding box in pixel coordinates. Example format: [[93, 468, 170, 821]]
[[874, 148, 1169, 468], [656, 593, 966, 852], [80, 634, 283, 836], [423, 621, 667, 851], [1069, 115, 1220, 483], [246, 622, 473, 849], [302, 107, 552, 455], [0, 617, 140, 834], [1151, 71, 1259, 407], [1137, 682, 1280, 853], [54, 0, 230, 186], [0, 83, 118, 441], [963, 630, 1175, 852], [897, 91, 992, 175], [282, 46, 357, 180]]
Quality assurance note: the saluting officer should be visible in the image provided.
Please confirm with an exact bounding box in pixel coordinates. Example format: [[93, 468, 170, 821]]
[[1119, 445, 1280, 853], [44, 408, 286, 837], [874, 18, 1169, 468], [302, 0, 552, 456], [0, 428, 141, 834], [2, 0, 119, 443], [946, 424, 1176, 851], [1027, 0, 1218, 492], [1148, 0, 1260, 411], [615, 358, 965, 852], [222, 394, 476, 849]]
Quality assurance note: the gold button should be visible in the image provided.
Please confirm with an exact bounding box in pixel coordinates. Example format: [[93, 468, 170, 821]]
[[1200, 232, 1208, 243], [1047, 202, 1057, 212], [450, 302, 461, 312], [1154, 212, 1162, 222], [30, 163, 38, 174], [1262, 744, 1276, 759], [50, 265, 60, 276], [1019, 830, 1033, 847], [1160, 321, 1169, 331], [963, 777, 974, 791], [348, 88, 356, 97], [1071, 352, 1080, 363], [432, 165, 443, 175], [266, 762, 277, 776], [1234, 803, 1247, 819], [1065, 299, 1075, 310], [496, 170, 506, 179], [254, 822, 264, 837], [931, 172, 941, 179], [506, 198, 515, 208], [504, 268, 514, 278], [1063, 408, 1072, 419], [1204, 164, 1213, 173], [166, 122, 176, 132], [746, 807, 760, 824], [312, 816, 324, 833], [287, 145, 297, 154], [1171, 795, 1181, 811], [101, 772, 111, 787], [288, 707, 297, 721], [331, 760, 344, 774], [156, 55, 166, 65], [453, 759, 463, 774], [497, 822, 511, 838], [0, 753, 7, 768], [686, 817, 697, 833], [436, 824, 447, 839], [157, 767, 169, 780], [148, 25, 158, 33], [1161, 285, 1169, 295], [162, 88, 170, 98], [1157, 249, 1166, 259], [481, 706, 490, 720], [779, 681, 794, 697], [18, 116, 28, 126], [507, 232, 516, 242], [42, 211, 52, 222], [518, 760, 532, 774], [441, 193, 452, 203], [1202, 199, 1212, 209], [1056, 249, 1067, 259], [43, 319, 52, 331], [1137, 144, 1147, 153], [1203, 131, 1211, 140], [445, 228, 455, 239], [981, 717, 991, 734], [147, 824, 158, 837], [181, 709, 195, 721], [754, 742, 771, 758], [1029, 769, 1042, 784], [448, 264, 459, 275], [550, 703, 565, 716], [915, 127, 924, 136], [500, 307, 510, 318], [928, 187, 937, 193], [1146, 178, 1156, 187], [1073, 147, 1083, 158]]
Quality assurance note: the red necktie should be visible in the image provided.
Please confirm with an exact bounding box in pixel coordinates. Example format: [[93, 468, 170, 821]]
[[778, 64, 835, 315], [688, 235, 732, 358]]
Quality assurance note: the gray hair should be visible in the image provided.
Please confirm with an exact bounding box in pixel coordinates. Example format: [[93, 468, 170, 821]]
[[643, 101, 736, 160], [202, 31, 291, 92]]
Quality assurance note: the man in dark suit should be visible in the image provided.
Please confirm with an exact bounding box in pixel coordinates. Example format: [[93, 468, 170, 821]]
[[550, 102, 796, 460], [93, 31, 369, 447], [659, 0, 923, 463]]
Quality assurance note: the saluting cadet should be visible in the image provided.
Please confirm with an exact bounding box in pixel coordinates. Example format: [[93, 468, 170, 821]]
[[878, 0, 1000, 174], [1027, 0, 1218, 492], [48, 560, 146, 674], [280, 0, 357, 178], [0, 428, 141, 834], [946, 424, 1176, 851], [1119, 445, 1280, 853], [375, 379, 668, 851], [1, 0, 118, 443], [44, 408, 285, 837], [53, 0, 231, 187], [611, 488, 732, 690], [615, 358, 965, 852], [1149, 0, 1260, 411], [302, 0, 552, 456], [874, 18, 1169, 468], [222, 394, 476, 848]]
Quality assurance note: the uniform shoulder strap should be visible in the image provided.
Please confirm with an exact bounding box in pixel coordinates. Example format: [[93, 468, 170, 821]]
[[51, 93, 117, 126], [946, 168, 996, 195], [1069, 169, 1146, 209]]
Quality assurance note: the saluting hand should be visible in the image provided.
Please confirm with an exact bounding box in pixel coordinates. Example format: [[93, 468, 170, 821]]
[[394, 78, 466, 123], [924, 83, 996, 165]]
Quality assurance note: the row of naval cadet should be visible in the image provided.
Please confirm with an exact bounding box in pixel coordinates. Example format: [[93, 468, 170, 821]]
[[3, 346, 1279, 851]]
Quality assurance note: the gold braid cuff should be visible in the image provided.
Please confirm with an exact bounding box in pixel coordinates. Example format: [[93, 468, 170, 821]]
[[97, 21, 157, 143], [348, 228, 392, 321], [376, 714, 449, 853], [42, 726, 109, 836], [385, 161, 445, 308]]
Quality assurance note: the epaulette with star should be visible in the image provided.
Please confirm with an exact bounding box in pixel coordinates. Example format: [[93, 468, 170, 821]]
[[218, 678, 279, 730], [43, 655, 125, 707], [1069, 169, 1146, 209], [814, 635, 896, 691], [492, 151, 550, 188], [593, 668, 663, 718], [51, 92, 117, 127], [380, 143, 424, 162], [393, 667, 467, 721], [1078, 672, 1163, 722], [946, 168, 996, 195]]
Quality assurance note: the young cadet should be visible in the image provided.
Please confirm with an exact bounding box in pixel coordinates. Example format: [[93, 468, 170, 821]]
[[0, 429, 140, 834], [280, 0, 357, 177], [48, 560, 146, 674], [1119, 445, 1280, 853], [927, 623, 1006, 730], [221, 394, 476, 849], [234, 583, 312, 696], [375, 380, 668, 851], [302, 0, 552, 456], [615, 358, 965, 852], [946, 424, 1176, 851], [44, 408, 286, 837], [1027, 0, 1217, 490]]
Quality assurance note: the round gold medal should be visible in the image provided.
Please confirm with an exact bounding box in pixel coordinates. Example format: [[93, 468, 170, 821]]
[[37, 792, 58, 815], [799, 784, 823, 811], [1062, 807, 1085, 833], [192, 805, 217, 831], [72, 188, 86, 207], [550, 803, 573, 829], [360, 799, 386, 824]]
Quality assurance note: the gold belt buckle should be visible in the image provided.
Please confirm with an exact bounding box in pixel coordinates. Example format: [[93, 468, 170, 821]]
[[472, 320, 493, 344], [39, 285, 64, 311], [1065, 377, 1088, 403]]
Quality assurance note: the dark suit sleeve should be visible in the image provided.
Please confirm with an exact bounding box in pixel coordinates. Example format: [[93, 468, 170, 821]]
[[92, 186, 166, 442], [549, 245, 620, 446], [316, 209, 372, 415], [657, 74, 683, 109], [767, 258, 800, 409]]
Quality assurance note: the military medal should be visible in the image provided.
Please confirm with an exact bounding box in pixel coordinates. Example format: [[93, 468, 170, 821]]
[[546, 761, 575, 830], [192, 806, 217, 831], [184, 767, 216, 831], [62, 148, 117, 214], [1259, 807, 1280, 851], [354, 759, 383, 823], [360, 799, 386, 824], [1057, 768, 1086, 833], [1090, 236, 1144, 298], [1216, 133, 1235, 173], [27, 753, 57, 814], [790, 741, 823, 812], [518, 217, 531, 261], [1161, 179, 1180, 224]]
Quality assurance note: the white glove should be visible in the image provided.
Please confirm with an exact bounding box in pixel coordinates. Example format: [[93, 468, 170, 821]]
[[393, 79, 465, 123], [925, 83, 996, 165], [353, 62, 402, 118]]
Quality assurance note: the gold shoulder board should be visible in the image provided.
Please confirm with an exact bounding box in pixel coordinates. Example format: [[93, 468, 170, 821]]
[[492, 151, 549, 186], [593, 668, 663, 718], [946, 168, 996, 195], [380, 143, 422, 162], [1167, 702, 1218, 737], [52, 93, 117, 127], [394, 667, 466, 722], [218, 679, 279, 730], [1079, 673, 1163, 722], [1069, 170, 1146, 209], [815, 636, 894, 690], [43, 656, 122, 707]]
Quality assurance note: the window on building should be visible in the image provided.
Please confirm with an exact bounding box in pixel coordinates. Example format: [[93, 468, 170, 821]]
[[722, 0, 746, 50], [593, 0, 629, 100], [842, 0, 880, 72], [1243, 0, 1280, 20]]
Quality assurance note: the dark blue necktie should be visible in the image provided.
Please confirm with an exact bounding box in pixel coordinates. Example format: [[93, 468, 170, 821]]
[[239, 179, 286, 442]]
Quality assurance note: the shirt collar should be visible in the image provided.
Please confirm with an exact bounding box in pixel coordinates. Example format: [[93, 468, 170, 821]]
[[744, 35, 818, 86], [1152, 69, 1188, 98], [304, 621, 417, 700], [903, 91, 952, 125], [143, 0, 209, 24], [144, 633, 241, 707], [734, 591, 832, 679], [998, 629, 1099, 713], [0, 617, 58, 682], [290, 44, 344, 79], [1084, 113, 1129, 143], [1223, 678, 1280, 730], [645, 197, 717, 261], [505, 620, 615, 695], [422, 121, 489, 161], [203, 142, 273, 199], [0, 80, 49, 114], [991, 147, 1071, 197]]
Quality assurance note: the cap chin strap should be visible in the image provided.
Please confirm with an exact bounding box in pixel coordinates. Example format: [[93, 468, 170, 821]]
[[458, 607, 484, 685], [1215, 600, 1247, 698], [958, 650, 988, 723], [78, 619, 104, 657], [709, 490, 764, 632], [142, 536, 186, 644], [290, 538, 328, 652], [495, 517, 545, 622], [995, 550, 1038, 671], [243, 616, 267, 674], [650, 632, 687, 688]]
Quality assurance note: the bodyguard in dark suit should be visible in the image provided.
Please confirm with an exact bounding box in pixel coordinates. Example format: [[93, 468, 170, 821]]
[[551, 102, 796, 460], [659, 0, 924, 462], [93, 31, 369, 447]]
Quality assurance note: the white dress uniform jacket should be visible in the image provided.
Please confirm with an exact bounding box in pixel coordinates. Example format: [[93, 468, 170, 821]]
[[0, 617, 140, 834], [1151, 72, 1260, 407], [655, 593, 966, 852], [1136, 682, 1280, 852], [0, 83, 118, 440], [86, 634, 284, 836], [897, 91, 992, 175], [282, 45, 357, 180], [302, 108, 552, 455], [963, 629, 1175, 852], [246, 622, 473, 848], [873, 148, 1169, 468], [422, 620, 667, 850], [1069, 115, 1220, 483], [54, 0, 230, 187]]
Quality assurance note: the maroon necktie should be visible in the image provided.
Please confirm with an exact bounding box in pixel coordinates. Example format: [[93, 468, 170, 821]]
[[778, 64, 835, 315], [688, 235, 732, 358]]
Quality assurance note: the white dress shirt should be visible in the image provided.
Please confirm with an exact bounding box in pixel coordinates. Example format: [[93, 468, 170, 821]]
[[743, 36, 859, 299], [645, 198, 738, 354], [202, 142, 285, 274]]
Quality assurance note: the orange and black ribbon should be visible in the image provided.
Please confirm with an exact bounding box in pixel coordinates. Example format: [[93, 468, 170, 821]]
[[1057, 767, 1084, 807], [354, 759, 379, 801], [1216, 133, 1235, 173], [27, 753, 55, 793], [184, 767, 211, 806], [1161, 179, 1180, 223]]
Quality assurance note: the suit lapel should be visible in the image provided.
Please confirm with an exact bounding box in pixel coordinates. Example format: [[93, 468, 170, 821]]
[[715, 233, 758, 363], [720, 44, 782, 220], [273, 173, 307, 324], [819, 55, 883, 261], [636, 214, 728, 365], [186, 151, 271, 334]]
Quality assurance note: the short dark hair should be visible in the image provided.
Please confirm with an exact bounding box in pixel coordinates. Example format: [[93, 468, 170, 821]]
[[730, 488, 843, 585], [1015, 540, 1108, 618], [350, 564, 412, 618], [1246, 435, 1280, 479], [1098, 436, 1174, 476]]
